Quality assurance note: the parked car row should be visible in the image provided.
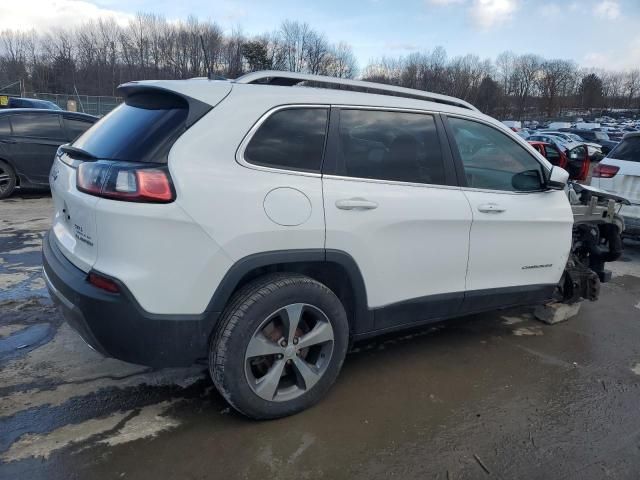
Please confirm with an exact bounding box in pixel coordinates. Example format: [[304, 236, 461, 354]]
[[507, 117, 640, 158], [0, 109, 98, 198]]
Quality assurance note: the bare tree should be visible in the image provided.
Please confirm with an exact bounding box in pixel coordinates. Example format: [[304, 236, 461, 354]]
[[537, 59, 576, 117], [511, 54, 541, 120]]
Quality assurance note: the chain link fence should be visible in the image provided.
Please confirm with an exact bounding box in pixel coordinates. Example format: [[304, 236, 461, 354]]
[[23, 92, 122, 117]]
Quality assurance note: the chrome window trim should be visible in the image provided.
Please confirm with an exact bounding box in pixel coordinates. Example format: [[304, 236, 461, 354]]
[[322, 173, 462, 191], [235, 104, 329, 178], [332, 104, 441, 115]]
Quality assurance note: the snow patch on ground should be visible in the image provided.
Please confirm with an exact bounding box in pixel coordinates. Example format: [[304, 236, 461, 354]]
[[99, 401, 181, 446], [1, 412, 129, 462], [513, 327, 544, 336]]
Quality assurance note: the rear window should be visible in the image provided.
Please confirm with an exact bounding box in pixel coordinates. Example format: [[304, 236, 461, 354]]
[[609, 137, 640, 162], [594, 131, 610, 141], [244, 108, 328, 173], [0, 117, 10, 136], [72, 93, 188, 163], [10, 113, 65, 139]]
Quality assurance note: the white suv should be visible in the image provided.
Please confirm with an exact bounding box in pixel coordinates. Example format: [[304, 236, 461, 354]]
[[43, 71, 619, 419], [591, 132, 640, 236]]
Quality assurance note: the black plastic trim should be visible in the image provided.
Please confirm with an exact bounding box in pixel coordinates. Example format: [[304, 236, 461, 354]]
[[204, 248, 373, 334], [373, 291, 463, 330], [440, 113, 469, 187], [42, 231, 219, 367], [355, 283, 556, 340]]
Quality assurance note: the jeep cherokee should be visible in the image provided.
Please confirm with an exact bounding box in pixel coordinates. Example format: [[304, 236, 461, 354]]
[[42, 71, 625, 419]]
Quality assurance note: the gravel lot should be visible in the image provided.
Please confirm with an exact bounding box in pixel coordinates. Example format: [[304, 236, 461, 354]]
[[1, 194, 640, 480]]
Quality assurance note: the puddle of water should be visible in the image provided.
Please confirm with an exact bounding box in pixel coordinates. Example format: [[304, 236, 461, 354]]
[[0, 324, 52, 360]]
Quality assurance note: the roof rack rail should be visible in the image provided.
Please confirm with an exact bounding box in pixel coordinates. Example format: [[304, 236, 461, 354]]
[[234, 70, 479, 112]]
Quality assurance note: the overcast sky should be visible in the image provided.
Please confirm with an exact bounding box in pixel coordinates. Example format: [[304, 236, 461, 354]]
[[6, 0, 640, 71]]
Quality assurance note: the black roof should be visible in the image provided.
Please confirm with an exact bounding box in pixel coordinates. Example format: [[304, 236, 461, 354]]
[[0, 108, 98, 121]]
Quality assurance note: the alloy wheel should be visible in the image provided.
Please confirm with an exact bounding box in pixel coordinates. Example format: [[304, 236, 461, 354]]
[[244, 303, 335, 402]]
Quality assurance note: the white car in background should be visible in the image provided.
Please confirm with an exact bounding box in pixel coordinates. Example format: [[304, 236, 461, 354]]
[[591, 132, 640, 235]]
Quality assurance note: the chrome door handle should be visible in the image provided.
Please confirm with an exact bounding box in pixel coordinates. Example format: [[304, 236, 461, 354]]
[[335, 198, 378, 210], [477, 203, 506, 213]]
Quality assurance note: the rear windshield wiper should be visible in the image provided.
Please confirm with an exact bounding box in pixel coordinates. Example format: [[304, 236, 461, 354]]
[[59, 144, 97, 160]]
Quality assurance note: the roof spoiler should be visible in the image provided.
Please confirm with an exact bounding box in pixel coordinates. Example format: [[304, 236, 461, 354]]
[[117, 83, 212, 128]]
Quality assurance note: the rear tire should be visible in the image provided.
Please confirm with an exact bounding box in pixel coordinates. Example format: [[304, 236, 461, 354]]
[[210, 273, 349, 419], [0, 160, 16, 199]]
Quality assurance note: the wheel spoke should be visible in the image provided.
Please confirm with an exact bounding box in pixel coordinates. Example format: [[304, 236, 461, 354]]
[[296, 321, 334, 350], [254, 358, 286, 400], [292, 356, 322, 390], [246, 333, 284, 358], [283, 303, 304, 343]]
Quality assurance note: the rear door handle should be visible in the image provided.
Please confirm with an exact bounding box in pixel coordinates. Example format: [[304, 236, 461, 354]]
[[335, 198, 378, 211], [477, 203, 506, 213]]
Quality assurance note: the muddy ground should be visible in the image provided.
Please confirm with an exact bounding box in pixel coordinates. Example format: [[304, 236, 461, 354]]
[[1, 194, 640, 480]]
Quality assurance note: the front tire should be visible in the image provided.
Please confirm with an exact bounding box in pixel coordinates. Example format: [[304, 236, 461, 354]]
[[210, 273, 349, 419], [0, 160, 16, 199]]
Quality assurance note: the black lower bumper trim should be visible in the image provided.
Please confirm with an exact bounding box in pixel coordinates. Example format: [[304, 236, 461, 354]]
[[42, 231, 219, 367]]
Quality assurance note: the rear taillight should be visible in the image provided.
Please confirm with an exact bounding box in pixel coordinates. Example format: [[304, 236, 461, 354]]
[[77, 161, 175, 203], [592, 164, 620, 178]]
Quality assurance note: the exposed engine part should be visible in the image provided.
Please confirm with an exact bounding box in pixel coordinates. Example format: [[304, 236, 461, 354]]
[[572, 222, 622, 282], [557, 255, 600, 304], [558, 182, 628, 303]]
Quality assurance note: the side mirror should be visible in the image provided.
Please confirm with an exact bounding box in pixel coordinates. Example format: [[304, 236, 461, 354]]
[[547, 166, 569, 190], [512, 169, 545, 191]]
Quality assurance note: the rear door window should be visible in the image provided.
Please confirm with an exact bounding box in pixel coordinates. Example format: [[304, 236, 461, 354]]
[[336, 109, 447, 185], [244, 108, 328, 173], [71, 92, 189, 163], [10, 113, 65, 139], [609, 137, 640, 162]]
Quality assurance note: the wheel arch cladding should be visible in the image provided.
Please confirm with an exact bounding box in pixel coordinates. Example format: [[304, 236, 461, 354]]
[[206, 249, 373, 335]]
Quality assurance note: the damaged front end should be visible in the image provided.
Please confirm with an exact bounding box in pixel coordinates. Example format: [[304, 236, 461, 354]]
[[558, 183, 630, 304]]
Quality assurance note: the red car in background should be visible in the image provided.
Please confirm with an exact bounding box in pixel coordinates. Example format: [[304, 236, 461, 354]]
[[528, 141, 590, 182]]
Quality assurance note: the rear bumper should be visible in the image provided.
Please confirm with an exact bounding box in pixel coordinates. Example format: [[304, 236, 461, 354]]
[[42, 231, 219, 367]]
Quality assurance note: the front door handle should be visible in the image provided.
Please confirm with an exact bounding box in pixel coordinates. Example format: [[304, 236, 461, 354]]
[[477, 203, 506, 213], [335, 198, 378, 211]]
